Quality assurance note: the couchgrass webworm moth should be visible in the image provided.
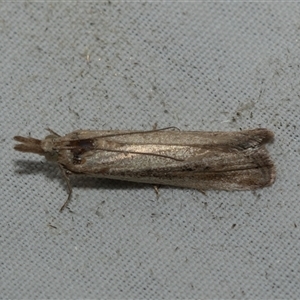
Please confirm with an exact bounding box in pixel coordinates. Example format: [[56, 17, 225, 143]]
[[14, 127, 275, 212]]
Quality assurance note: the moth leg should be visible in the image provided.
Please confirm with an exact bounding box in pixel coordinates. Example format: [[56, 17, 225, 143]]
[[46, 128, 61, 137], [197, 189, 206, 195], [153, 185, 160, 199], [58, 165, 73, 212]]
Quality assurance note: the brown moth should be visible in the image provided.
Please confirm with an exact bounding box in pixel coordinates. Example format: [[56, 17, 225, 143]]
[[14, 127, 275, 211]]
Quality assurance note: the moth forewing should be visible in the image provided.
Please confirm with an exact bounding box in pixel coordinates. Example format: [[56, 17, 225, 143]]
[[14, 128, 275, 211]]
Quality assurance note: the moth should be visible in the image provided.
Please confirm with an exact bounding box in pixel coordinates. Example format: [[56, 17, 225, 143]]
[[14, 127, 275, 211]]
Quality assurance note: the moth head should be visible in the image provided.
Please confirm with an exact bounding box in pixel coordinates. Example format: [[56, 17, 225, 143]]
[[14, 134, 60, 162]]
